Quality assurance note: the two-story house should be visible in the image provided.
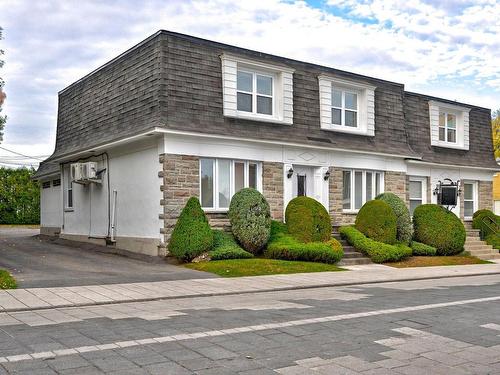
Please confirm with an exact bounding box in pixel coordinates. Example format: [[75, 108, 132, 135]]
[[34, 30, 498, 257]]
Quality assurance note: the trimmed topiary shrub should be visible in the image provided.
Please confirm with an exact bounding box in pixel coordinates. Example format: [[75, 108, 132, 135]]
[[413, 204, 465, 255], [376, 192, 413, 245], [411, 241, 437, 256], [265, 221, 343, 264], [472, 209, 499, 239], [285, 196, 331, 243], [168, 197, 214, 262], [209, 230, 254, 260], [228, 188, 271, 254], [339, 226, 411, 263], [355, 200, 397, 244]]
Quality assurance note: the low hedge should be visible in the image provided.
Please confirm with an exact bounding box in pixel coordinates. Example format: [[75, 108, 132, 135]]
[[472, 209, 499, 239], [485, 234, 500, 251], [264, 221, 343, 264], [355, 200, 397, 244], [413, 204, 465, 255], [339, 226, 412, 263], [209, 230, 254, 260], [410, 241, 437, 256]]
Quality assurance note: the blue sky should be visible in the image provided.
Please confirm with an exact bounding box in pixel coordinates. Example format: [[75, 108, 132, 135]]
[[0, 0, 498, 166]]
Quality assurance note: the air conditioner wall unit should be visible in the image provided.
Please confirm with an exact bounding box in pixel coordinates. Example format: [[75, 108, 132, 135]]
[[70, 162, 99, 184]]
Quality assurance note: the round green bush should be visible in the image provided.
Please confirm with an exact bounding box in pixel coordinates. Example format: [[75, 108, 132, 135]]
[[355, 200, 397, 244], [376, 192, 413, 245], [168, 197, 214, 262], [413, 204, 465, 255], [472, 209, 499, 239], [228, 188, 271, 254], [285, 196, 331, 243]]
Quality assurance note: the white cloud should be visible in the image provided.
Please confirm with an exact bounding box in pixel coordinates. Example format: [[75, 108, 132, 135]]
[[0, 0, 498, 159]]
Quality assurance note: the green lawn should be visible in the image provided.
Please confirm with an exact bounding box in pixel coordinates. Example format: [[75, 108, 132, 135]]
[[0, 270, 17, 289], [185, 258, 346, 277], [387, 255, 492, 268]]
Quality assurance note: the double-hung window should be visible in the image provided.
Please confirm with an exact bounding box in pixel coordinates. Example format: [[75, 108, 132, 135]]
[[200, 158, 261, 210], [342, 170, 383, 211], [237, 70, 273, 116], [409, 177, 427, 216], [63, 166, 73, 210], [332, 88, 358, 128], [463, 181, 477, 220], [439, 112, 457, 143]]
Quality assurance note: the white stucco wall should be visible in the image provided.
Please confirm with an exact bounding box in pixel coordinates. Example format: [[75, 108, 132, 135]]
[[40, 182, 62, 228], [61, 138, 162, 244]]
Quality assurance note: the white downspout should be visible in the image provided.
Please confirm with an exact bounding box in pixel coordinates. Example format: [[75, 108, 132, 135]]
[[110, 189, 117, 242]]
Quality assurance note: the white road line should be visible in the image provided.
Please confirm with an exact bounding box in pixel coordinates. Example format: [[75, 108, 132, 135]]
[[2, 295, 500, 363]]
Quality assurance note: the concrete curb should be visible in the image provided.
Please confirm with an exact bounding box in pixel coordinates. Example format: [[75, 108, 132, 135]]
[[3, 270, 500, 313]]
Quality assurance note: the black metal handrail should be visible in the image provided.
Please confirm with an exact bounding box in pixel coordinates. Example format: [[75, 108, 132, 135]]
[[481, 215, 499, 238]]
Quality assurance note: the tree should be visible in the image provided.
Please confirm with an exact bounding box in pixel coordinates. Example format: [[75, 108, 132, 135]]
[[0, 26, 5, 142], [492, 109, 500, 159], [0, 167, 40, 224]]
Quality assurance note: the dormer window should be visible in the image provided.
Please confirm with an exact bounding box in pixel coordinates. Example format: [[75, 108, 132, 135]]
[[429, 101, 470, 150], [332, 88, 358, 127], [438, 112, 457, 143], [237, 71, 274, 116], [318, 76, 376, 136], [221, 53, 294, 125]]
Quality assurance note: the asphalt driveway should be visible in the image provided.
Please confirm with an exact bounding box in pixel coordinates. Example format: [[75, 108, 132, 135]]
[[0, 227, 216, 288]]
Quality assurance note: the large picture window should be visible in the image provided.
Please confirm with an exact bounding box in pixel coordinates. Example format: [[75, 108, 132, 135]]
[[342, 170, 383, 211], [200, 158, 261, 210], [237, 70, 274, 116]]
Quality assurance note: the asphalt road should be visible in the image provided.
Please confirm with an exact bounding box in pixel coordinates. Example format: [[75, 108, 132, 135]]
[[0, 274, 499, 374], [0, 228, 215, 288]]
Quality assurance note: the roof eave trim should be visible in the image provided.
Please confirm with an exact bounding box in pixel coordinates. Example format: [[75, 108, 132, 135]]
[[154, 127, 421, 160], [406, 159, 500, 172]]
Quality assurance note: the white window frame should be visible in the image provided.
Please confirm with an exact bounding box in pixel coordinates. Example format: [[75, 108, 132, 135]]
[[409, 176, 427, 216], [63, 166, 73, 211], [342, 169, 384, 213], [200, 158, 262, 212], [237, 69, 275, 118], [438, 111, 457, 144], [462, 180, 478, 221], [428, 100, 470, 150], [331, 87, 359, 128]]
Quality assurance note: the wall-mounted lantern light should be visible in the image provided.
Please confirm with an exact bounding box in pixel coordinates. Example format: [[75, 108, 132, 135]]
[[287, 167, 294, 179], [323, 170, 331, 181]]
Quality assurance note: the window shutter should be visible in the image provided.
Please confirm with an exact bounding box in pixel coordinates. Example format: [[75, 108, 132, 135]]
[[366, 88, 375, 136], [463, 110, 469, 150], [428, 101, 440, 146], [282, 72, 293, 125], [318, 77, 332, 129], [220, 56, 237, 118]]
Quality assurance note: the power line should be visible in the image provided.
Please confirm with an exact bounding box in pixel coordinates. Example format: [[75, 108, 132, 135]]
[[0, 146, 44, 161]]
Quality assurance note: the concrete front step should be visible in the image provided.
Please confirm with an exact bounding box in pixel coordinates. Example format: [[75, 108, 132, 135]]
[[465, 244, 494, 251], [338, 257, 373, 266]]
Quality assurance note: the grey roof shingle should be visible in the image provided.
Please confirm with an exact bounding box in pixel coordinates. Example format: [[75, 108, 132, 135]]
[[34, 30, 497, 178]]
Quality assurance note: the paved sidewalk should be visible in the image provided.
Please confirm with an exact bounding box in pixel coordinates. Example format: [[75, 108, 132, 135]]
[[1, 263, 499, 313]]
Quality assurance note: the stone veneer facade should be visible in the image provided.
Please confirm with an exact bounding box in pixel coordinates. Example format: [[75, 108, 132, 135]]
[[161, 155, 285, 245], [161, 154, 494, 245]]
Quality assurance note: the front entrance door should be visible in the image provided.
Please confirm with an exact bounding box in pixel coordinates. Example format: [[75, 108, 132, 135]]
[[292, 166, 314, 198]]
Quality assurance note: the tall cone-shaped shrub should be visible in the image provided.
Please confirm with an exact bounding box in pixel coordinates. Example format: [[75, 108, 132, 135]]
[[168, 197, 214, 262]]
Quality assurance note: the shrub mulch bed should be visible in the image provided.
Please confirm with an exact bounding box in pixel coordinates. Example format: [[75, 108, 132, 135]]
[[185, 258, 346, 277], [387, 255, 492, 268]]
